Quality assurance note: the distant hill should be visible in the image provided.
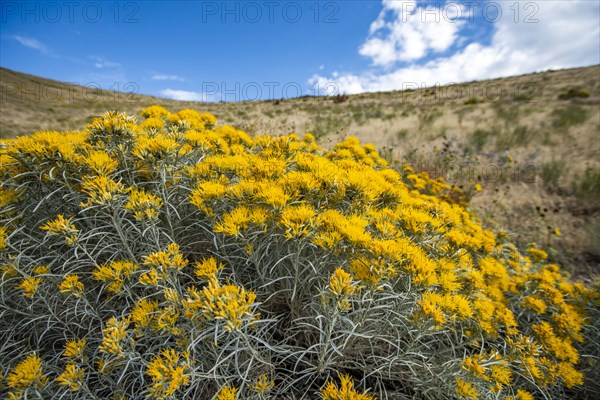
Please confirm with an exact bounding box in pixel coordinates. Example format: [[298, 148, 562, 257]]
[[2, 65, 598, 144]]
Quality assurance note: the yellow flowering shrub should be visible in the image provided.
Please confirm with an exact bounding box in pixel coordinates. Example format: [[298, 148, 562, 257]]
[[0, 107, 598, 399]]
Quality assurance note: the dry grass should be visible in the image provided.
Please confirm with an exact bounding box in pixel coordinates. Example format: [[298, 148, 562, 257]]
[[1, 65, 599, 276]]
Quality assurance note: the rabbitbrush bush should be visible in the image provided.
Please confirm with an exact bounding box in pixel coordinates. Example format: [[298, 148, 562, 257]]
[[1, 106, 599, 399]]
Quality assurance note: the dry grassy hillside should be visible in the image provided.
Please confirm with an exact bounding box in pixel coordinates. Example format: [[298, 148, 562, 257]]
[[1, 65, 599, 276]]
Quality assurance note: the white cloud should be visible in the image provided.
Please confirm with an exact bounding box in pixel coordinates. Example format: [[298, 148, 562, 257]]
[[160, 89, 204, 101], [151, 74, 185, 82], [359, 0, 468, 66], [12, 35, 48, 53], [90, 56, 121, 69], [311, 1, 600, 94]]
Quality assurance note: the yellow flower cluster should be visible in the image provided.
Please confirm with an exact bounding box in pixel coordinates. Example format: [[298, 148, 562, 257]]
[[55, 364, 84, 392], [328, 268, 358, 311], [140, 116, 165, 131], [417, 291, 473, 328], [93, 260, 139, 294], [124, 188, 163, 221], [63, 339, 87, 359], [185, 278, 256, 332], [329, 268, 356, 297], [455, 378, 478, 399], [33, 265, 50, 275], [251, 374, 275, 394], [320, 374, 375, 400], [59, 274, 85, 297], [39, 214, 79, 246], [85, 150, 118, 175], [140, 243, 189, 286], [131, 300, 181, 337], [279, 204, 317, 239], [506, 389, 535, 400], [130, 298, 160, 331], [216, 385, 238, 400], [99, 317, 131, 357], [522, 295, 547, 314], [169, 108, 217, 131], [0, 225, 7, 250], [6, 353, 48, 398], [146, 349, 190, 399], [213, 205, 269, 236], [17, 276, 42, 298], [141, 105, 171, 119], [80, 175, 125, 208], [8, 130, 88, 167], [132, 133, 183, 162], [194, 257, 222, 280], [527, 247, 548, 262]]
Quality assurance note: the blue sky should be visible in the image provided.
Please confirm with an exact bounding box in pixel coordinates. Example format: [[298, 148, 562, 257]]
[[1, 1, 599, 101]]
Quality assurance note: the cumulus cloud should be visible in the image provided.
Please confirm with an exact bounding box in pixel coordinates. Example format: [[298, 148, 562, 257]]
[[160, 89, 204, 101], [359, 0, 468, 66], [310, 0, 600, 94]]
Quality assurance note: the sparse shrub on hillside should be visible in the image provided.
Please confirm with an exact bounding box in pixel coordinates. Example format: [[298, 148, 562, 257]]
[[396, 128, 409, 141], [1, 107, 599, 399], [310, 113, 348, 138], [467, 127, 499, 152], [573, 166, 600, 200], [464, 97, 483, 105], [553, 105, 589, 128], [512, 92, 535, 102], [418, 108, 443, 130], [495, 125, 535, 151], [493, 104, 519, 129], [457, 106, 476, 126], [541, 159, 567, 190], [348, 105, 386, 126], [510, 125, 534, 146], [558, 88, 590, 100], [332, 94, 349, 104]]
